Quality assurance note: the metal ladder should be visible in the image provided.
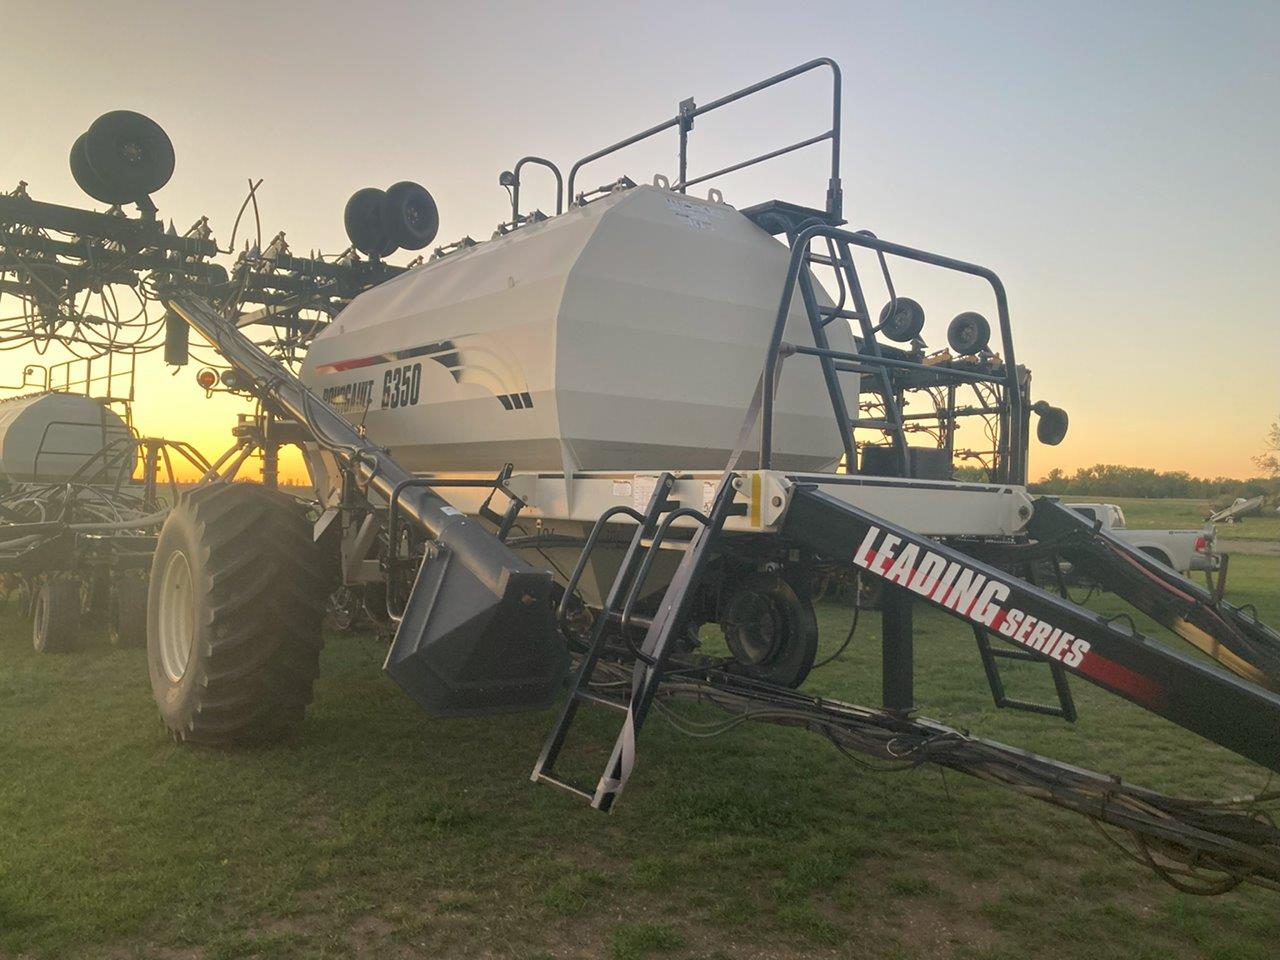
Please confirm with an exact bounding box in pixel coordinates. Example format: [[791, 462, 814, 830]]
[[971, 558, 1076, 720], [794, 232, 913, 474], [972, 625, 1077, 720], [531, 472, 745, 811]]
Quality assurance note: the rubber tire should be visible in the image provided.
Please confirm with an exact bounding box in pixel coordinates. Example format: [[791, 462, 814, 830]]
[[70, 132, 121, 205], [878, 297, 926, 343], [720, 573, 818, 688], [947, 311, 991, 355], [83, 110, 175, 203], [380, 181, 439, 251], [32, 578, 82, 654], [1139, 548, 1174, 570], [147, 484, 330, 744], [109, 575, 148, 648], [344, 187, 397, 258]]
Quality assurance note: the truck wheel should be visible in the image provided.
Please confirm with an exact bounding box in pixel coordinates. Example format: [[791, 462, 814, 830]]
[[32, 578, 82, 653], [109, 574, 148, 648], [148, 483, 331, 744], [720, 573, 818, 688], [1139, 547, 1174, 570]]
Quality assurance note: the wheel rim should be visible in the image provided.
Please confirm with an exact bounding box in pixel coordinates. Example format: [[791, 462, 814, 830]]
[[725, 591, 782, 666], [158, 550, 195, 682]]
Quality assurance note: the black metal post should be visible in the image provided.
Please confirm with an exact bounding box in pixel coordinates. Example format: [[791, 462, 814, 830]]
[[881, 584, 914, 713], [141, 440, 160, 512], [261, 418, 279, 490]]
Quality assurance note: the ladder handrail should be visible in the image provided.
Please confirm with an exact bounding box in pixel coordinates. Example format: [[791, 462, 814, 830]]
[[760, 224, 1024, 483], [618, 506, 710, 636], [556, 503, 647, 625]]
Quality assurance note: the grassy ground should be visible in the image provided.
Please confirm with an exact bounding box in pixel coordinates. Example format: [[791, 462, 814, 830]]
[[1058, 495, 1280, 542], [2, 557, 1278, 959]]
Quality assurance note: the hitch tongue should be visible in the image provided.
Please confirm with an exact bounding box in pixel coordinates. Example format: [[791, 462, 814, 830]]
[[384, 544, 568, 717]]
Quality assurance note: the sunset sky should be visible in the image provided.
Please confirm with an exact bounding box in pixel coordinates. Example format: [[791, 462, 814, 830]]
[[3, 1, 1277, 483]]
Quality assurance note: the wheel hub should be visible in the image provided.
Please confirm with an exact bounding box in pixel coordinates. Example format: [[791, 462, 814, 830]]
[[158, 550, 195, 682], [723, 590, 783, 666]]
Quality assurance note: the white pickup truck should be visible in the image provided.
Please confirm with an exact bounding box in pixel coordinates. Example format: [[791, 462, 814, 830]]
[[1067, 502, 1219, 574]]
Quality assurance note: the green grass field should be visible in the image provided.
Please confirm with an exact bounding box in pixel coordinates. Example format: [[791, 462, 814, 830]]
[[2, 549, 1278, 959]]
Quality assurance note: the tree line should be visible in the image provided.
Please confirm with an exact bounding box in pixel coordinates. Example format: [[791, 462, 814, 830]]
[[1031, 464, 1277, 500], [948, 417, 1280, 501]]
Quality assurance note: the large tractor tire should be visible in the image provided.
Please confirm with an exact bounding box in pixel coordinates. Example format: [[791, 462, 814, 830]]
[[147, 483, 331, 744], [32, 577, 82, 653]]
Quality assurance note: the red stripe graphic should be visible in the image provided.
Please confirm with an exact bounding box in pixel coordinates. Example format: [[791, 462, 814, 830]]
[[315, 354, 394, 374], [1076, 652, 1165, 708]]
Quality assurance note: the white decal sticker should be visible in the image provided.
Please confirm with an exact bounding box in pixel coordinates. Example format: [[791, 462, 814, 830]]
[[666, 196, 722, 231], [632, 475, 658, 511], [612, 480, 633, 498]]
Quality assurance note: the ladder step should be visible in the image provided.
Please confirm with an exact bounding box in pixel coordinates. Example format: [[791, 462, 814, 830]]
[[989, 646, 1047, 663], [639, 537, 692, 551], [804, 252, 855, 269], [532, 771, 594, 803], [998, 698, 1074, 719], [605, 610, 654, 630], [817, 306, 865, 321], [972, 625, 1077, 722], [574, 689, 630, 714]]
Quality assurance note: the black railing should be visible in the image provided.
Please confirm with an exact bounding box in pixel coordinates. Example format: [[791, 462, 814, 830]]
[[566, 58, 843, 219], [31, 419, 133, 485], [760, 225, 1025, 484], [503, 156, 564, 226]]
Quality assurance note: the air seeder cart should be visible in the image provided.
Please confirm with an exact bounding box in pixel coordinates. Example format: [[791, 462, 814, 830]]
[[0, 377, 214, 651], [3, 59, 1279, 894]]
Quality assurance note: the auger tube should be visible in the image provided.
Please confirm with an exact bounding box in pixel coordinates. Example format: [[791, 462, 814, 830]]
[[162, 291, 568, 715]]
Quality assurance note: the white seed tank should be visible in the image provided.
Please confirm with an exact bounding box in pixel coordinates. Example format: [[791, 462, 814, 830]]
[[301, 185, 857, 480], [0, 392, 132, 482]]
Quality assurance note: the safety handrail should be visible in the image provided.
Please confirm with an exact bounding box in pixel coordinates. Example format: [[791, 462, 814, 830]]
[[0, 364, 49, 395], [556, 504, 646, 625], [618, 507, 709, 636], [30, 419, 134, 484], [760, 224, 1024, 483], [566, 58, 842, 218], [504, 156, 565, 223]]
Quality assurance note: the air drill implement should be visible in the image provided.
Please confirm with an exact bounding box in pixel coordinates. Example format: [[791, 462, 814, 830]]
[[2, 58, 1279, 894]]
